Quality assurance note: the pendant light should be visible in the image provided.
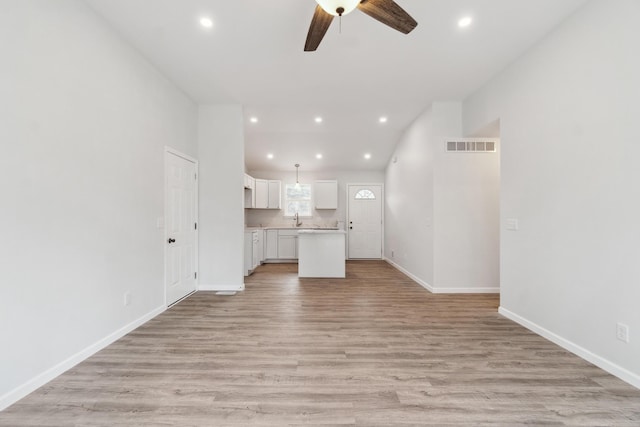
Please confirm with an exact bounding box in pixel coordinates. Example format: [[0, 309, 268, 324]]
[[294, 163, 301, 190]]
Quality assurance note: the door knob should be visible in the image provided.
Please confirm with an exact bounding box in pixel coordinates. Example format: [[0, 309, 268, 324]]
[[167, 238, 176, 243]]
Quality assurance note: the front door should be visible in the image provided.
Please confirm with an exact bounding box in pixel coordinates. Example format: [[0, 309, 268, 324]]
[[347, 184, 383, 259], [165, 150, 197, 306]]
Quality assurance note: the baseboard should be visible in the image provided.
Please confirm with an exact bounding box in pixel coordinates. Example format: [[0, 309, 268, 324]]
[[499, 306, 640, 390], [198, 283, 245, 292], [0, 305, 166, 412], [432, 286, 500, 294], [383, 258, 499, 294], [262, 260, 298, 264], [384, 257, 434, 292]]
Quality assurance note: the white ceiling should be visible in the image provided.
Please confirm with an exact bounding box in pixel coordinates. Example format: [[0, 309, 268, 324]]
[[87, 0, 587, 172]]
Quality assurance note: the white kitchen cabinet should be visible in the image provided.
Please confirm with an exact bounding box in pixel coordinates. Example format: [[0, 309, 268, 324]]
[[255, 229, 264, 263], [278, 236, 297, 259], [244, 189, 255, 209], [314, 180, 338, 209], [244, 174, 256, 209], [243, 173, 255, 190], [254, 179, 281, 209], [267, 180, 281, 209], [264, 229, 298, 261], [244, 231, 259, 276], [255, 179, 268, 208], [265, 230, 279, 259], [277, 230, 298, 259]]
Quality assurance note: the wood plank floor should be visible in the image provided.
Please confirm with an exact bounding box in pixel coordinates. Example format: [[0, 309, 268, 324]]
[[2, 261, 639, 426]]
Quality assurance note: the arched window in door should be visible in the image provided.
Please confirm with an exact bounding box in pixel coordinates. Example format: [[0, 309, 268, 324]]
[[354, 189, 376, 200]]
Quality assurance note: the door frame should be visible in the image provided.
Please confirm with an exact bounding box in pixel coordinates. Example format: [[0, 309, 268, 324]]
[[164, 146, 199, 307], [345, 183, 384, 260]]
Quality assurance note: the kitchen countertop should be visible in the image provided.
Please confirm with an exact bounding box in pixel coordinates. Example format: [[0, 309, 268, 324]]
[[245, 226, 340, 231], [298, 229, 346, 234]]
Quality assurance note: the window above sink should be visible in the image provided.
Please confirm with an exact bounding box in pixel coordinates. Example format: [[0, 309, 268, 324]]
[[284, 183, 312, 217]]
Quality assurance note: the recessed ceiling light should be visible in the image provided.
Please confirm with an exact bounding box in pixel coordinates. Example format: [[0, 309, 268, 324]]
[[249, 117, 258, 123], [316, 154, 323, 159], [379, 116, 388, 123], [315, 117, 323, 123], [200, 17, 213, 28], [458, 16, 472, 28], [267, 153, 274, 159], [364, 153, 372, 160]]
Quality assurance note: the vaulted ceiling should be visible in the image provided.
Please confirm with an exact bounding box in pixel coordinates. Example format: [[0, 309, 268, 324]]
[[87, 0, 587, 171]]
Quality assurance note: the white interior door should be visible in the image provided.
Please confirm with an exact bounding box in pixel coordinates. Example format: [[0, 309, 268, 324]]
[[347, 184, 383, 259], [166, 150, 197, 306]]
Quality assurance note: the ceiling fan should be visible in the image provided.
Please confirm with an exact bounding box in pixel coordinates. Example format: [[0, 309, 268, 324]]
[[304, 0, 418, 51]]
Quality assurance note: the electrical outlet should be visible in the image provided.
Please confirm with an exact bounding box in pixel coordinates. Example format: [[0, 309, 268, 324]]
[[616, 322, 629, 343], [124, 291, 131, 307], [391, 250, 395, 258]]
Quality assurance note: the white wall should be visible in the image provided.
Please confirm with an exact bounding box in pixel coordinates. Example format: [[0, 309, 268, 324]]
[[385, 103, 500, 292], [433, 103, 500, 290], [463, 0, 640, 386], [198, 105, 245, 291], [245, 170, 384, 228], [385, 107, 436, 286], [0, 0, 197, 409]]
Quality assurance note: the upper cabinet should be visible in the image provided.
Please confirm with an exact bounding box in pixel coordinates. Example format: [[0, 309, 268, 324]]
[[267, 180, 281, 209], [243, 173, 255, 190], [254, 179, 281, 209], [244, 173, 256, 208], [314, 180, 338, 209]]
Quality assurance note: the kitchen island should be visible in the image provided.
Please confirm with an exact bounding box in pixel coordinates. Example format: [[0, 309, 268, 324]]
[[297, 229, 346, 278]]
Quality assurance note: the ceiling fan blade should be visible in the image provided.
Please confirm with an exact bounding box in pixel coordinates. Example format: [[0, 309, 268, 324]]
[[357, 0, 418, 34], [304, 5, 335, 51]]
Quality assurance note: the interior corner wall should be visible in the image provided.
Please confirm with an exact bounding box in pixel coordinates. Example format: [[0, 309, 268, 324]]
[[197, 105, 245, 291], [463, 0, 640, 386], [432, 103, 500, 292], [385, 102, 500, 293], [0, 0, 198, 409], [385, 107, 435, 288]]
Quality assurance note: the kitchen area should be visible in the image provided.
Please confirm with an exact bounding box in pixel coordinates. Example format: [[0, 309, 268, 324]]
[[243, 171, 348, 278]]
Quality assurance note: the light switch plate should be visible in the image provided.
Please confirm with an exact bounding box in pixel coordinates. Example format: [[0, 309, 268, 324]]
[[506, 218, 519, 231], [156, 217, 165, 229]]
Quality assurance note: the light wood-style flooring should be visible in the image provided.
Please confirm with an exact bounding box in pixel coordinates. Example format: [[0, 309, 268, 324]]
[[2, 261, 639, 426]]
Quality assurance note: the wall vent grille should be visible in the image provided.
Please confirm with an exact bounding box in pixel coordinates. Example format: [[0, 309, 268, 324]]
[[445, 139, 497, 153]]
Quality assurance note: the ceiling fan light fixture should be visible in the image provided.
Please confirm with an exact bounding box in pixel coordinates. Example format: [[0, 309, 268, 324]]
[[315, 0, 361, 16]]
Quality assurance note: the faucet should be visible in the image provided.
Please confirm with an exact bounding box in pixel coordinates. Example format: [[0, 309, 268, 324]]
[[293, 212, 302, 227]]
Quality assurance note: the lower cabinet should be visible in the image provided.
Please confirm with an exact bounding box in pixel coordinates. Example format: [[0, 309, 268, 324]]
[[255, 229, 264, 263], [264, 229, 299, 261], [244, 231, 260, 276], [265, 230, 279, 259], [278, 235, 297, 259]]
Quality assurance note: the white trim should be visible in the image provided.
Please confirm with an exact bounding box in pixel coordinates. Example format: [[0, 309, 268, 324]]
[[198, 283, 245, 292], [384, 257, 434, 292], [384, 258, 499, 294], [165, 146, 198, 163], [499, 306, 640, 390], [0, 305, 166, 411], [346, 183, 385, 260], [432, 286, 500, 294], [164, 147, 199, 307]]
